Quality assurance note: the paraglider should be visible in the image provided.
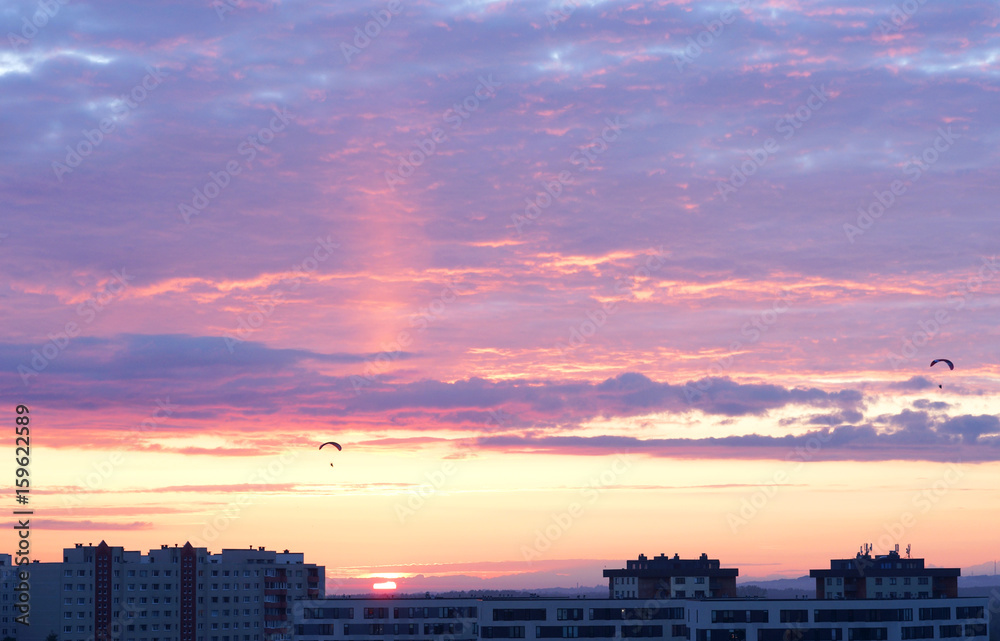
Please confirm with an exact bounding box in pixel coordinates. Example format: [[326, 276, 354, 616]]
[[319, 441, 342, 466], [930, 359, 954, 388]]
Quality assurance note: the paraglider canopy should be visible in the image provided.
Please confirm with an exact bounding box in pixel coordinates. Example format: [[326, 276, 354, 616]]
[[929, 359, 954, 389], [319, 441, 342, 451]]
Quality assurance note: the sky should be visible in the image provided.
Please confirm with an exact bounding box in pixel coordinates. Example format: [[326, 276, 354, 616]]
[[2, 0, 1000, 593]]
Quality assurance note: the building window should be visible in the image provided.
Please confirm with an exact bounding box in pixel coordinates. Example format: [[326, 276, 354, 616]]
[[779, 611, 808, 624], [493, 609, 547, 621], [482, 627, 527, 638], [919, 608, 950, 621]]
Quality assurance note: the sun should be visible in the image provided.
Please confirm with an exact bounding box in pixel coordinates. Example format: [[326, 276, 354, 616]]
[[373, 581, 397, 590]]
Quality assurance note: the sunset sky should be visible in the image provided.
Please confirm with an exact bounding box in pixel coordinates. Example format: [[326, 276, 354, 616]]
[[2, 0, 999, 592]]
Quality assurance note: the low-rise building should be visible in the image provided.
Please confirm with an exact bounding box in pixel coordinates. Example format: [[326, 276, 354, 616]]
[[809, 549, 959, 600], [291, 595, 991, 641], [603, 554, 738, 599]]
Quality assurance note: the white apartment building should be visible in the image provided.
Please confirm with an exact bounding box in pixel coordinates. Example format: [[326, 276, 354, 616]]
[[9, 542, 323, 641], [290, 595, 990, 641]]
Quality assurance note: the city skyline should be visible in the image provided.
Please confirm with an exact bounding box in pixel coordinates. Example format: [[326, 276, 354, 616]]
[[7, 540, 999, 594], [3, 0, 1000, 596], [3, 543, 991, 641]]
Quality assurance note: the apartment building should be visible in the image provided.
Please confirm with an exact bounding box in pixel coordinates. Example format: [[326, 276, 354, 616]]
[[290, 595, 990, 641], [684, 598, 988, 640], [1, 554, 20, 637], [809, 549, 959, 600], [603, 554, 739, 599], [11, 541, 323, 641]]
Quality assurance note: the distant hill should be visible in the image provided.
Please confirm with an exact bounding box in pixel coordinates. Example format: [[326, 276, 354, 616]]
[[379, 576, 999, 602], [391, 586, 609, 599], [959, 575, 1000, 589], [738, 576, 814, 594]]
